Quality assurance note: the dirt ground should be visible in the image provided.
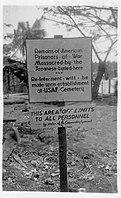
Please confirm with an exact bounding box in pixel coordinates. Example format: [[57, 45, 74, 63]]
[[2, 95, 117, 193]]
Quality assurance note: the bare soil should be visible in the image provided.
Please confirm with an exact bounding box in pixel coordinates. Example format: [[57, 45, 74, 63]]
[[2, 96, 117, 193]]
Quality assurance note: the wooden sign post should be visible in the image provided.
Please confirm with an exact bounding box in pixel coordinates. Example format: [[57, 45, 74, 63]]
[[57, 101, 68, 192], [26, 35, 92, 192], [58, 126, 68, 192]]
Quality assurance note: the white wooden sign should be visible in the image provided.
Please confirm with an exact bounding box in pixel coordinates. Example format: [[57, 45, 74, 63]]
[[30, 103, 96, 129], [26, 38, 92, 102]]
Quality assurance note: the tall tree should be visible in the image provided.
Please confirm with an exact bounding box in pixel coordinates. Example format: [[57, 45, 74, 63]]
[[42, 6, 117, 99], [3, 18, 46, 86], [4, 17, 46, 58]]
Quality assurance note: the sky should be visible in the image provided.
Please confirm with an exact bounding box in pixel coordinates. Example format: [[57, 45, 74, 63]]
[[3, 6, 81, 39], [3, 3, 118, 63], [3, 6, 42, 30]]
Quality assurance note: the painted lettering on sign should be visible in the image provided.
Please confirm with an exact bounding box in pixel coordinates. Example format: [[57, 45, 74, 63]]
[[30, 104, 96, 130], [26, 38, 92, 102]]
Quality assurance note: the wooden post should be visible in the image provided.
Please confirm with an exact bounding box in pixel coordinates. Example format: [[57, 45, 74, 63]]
[[58, 126, 68, 192], [54, 35, 68, 192], [57, 101, 68, 192]]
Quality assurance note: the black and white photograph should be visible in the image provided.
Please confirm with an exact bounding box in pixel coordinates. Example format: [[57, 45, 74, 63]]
[[1, 0, 120, 197]]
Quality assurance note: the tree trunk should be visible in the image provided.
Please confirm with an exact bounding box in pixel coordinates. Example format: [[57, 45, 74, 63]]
[[92, 61, 105, 99]]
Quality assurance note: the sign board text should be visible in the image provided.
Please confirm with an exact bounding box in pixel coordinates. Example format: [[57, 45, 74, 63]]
[[26, 38, 92, 102], [30, 103, 96, 129]]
